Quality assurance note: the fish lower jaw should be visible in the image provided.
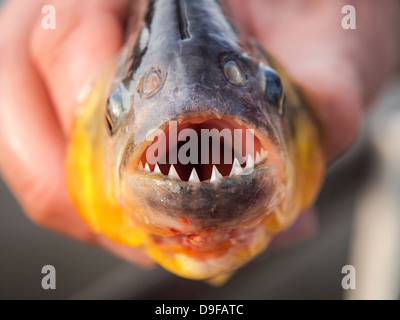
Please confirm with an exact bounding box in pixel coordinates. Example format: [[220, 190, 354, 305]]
[[123, 163, 281, 231], [145, 223, 272, 280]]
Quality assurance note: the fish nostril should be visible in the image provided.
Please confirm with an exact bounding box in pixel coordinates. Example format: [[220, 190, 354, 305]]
[[138, 68, 163, 98], [223, 60, 247, 86]]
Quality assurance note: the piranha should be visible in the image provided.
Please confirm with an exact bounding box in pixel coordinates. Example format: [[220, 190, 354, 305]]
[[67, 0, 325, 283]]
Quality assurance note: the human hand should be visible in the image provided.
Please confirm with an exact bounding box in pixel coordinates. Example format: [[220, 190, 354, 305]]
[[0, 0, 153, 266]]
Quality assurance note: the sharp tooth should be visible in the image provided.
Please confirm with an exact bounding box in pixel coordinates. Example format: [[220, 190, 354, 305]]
[[188, 168, 201, 183], [144, 162, 151, 172], [138, 161, 144, 171], [229, 157, 243, 176], [154, 163, 162, 174], [245, 155, 254, 169], [168, 165, 181, 180], [210, 165, 223, 182], [255, 152, 261, 163], [242, 155, 254, 175], [261, 148, 268, 158]]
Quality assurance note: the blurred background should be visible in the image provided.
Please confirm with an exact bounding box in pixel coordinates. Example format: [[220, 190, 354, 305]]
[[0, 0, 399, 300]]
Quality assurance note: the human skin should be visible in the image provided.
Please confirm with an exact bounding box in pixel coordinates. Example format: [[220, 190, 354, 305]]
[[0, 0, 399, 265]]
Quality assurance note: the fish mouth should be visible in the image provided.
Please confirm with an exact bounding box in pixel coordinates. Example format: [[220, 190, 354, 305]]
[[121, 114, 286, 236], [132, 115, 273, 182]]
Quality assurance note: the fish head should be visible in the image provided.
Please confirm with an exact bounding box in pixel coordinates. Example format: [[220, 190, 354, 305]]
[[103, 0, 293, 279]]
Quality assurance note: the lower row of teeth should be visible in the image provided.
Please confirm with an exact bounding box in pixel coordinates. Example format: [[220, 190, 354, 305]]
[[138, 149, 267, 183]]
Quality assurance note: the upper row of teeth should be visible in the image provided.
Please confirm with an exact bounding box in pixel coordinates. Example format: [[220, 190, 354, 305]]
[[138, 149, 267, 183]]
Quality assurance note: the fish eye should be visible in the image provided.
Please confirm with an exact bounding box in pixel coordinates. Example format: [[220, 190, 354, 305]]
[[106, 83, 131, 134], [223, 60, 247, 86], [258, 65, 284, 115]]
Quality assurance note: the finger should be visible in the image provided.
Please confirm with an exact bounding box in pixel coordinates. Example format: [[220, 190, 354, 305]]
[[30, 0, 134, 134], [292, 61, 362, 162], [269, 36, 363, 162], [0, 0, 94, 240]]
